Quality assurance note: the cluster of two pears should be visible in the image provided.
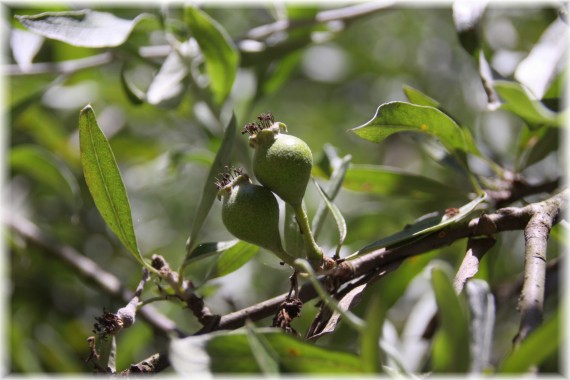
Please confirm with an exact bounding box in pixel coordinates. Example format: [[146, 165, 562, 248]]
[[217, 114, 324, 268]]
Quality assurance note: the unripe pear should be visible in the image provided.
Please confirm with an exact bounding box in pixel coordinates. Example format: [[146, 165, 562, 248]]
[[243, 114, 312, 208], [216, 168, 293, 265]]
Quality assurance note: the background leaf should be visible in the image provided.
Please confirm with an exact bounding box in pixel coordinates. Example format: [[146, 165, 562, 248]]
[[342, 164, 467, 201], [170, 329, 364, 375], [312, 152, 352, 239], [9, 144, 79, 206], [185, 6, 239, 105], [313, 180, 347, 256], [79, 105, 145, 265], [465, 280, 495, 373], [184, 113, 236, 259], [514, 17, 568, 100], [431, 266, 471, 373], [498, 307, 560, 373], [146, 50, 188, 107], [205, 241, 259, 280], [184, 240, 239, 266], [17, 10, 152, 48], [283, 203, 306, 259], [350, 101, 479, 155], [494, 80, 560, 127]]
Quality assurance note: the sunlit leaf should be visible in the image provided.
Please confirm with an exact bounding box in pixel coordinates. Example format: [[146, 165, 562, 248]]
[[452, 0, 488, 57], [79, 105, 145, 266], [170, 328, 364, 375], [515, 18, 568, 100], [9, 144, 79, 206], [350, 102, 479, 155], [495, 80, 560, 127], [185, 114, 236, 258], [146, 50, 188, 107], [352, 192, 487, 257], [465, 280, 495, 373], [16, 10, 152, 48], [342, 164, 466, 201], [402, 85, 441, 108], [185, 6, 239, 105], [10, 29, 44, 72], [431, 266, 470, 373], [499, 307, 560, 373], [120, 63, 145, 105], [184, 239, 240, 266], [312, 153, 351, 239], [313, 180, 346, 256], [206, 241, 259, 280]]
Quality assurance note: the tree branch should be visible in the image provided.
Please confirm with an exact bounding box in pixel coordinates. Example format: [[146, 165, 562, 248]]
[[513, 188, 566, 347], [6, 214, 184, 338]]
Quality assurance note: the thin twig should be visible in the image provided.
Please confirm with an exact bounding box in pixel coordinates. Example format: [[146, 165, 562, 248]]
[[6, 214, 183, 338], [4, 52, 113, 76], [246, 1, 396, 40]]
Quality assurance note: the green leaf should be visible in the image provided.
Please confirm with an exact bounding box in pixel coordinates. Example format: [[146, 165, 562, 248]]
[[498, 307, 560, 373], [312, 180, 347, 256], [185, 6, 239, 105], [245, 323, 280, 375], [431, 266, 471, 373], [342, 164, 467, 201], [360, 295, 385, 373], [184, 114, 236, 259], [350, 101, 479, 155], [9, 145, 79, 206], [184, 239, 239, 266], [16, 10, 152, 48], [312, 153, 352, 239], [465, 280, 495, 373], [495, 80, 560, 127], [283, 203, 306, 259], [514, 18, 567, 100], [79, 105, 144, 266], [170, 328, 364, 375], [402, 85, 441, 108], [146, 50, 188, 107], [206, 241, 259, 280], [351, 192, 487, 258]]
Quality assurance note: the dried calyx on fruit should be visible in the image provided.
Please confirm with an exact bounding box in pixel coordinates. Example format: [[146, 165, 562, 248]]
[[242, 114, 323, 266], [216, 167, 294, 266]]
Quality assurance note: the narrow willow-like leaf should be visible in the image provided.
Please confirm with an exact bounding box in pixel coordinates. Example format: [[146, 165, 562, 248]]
[[170, 328, 364, 375], [146, 50, 188, 107], [184, 239, 239, 266], [312, 154, 352, 239], [402, 85, 441, 108], [184, 114, 236, 260], [10, 144, 79, 206], [350, 102, 479, 155], [360, 295, 385, 373], [351, 192, 487, 258], [17, 10, 152, 48], [499, 307, 560, 373], [495, 80, 560, 127], [206, 241, 259, 280], [313, 180, 347, 256], [284, 203, 306, 259], [515, 18, 567, 100], [342, 164, 466, 201], [185, 6, 239, 105], [465, 280, 495, 373], [431, 267, 471, 373], [79, 105, 145, 266], [245, 323, 280, 375]]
